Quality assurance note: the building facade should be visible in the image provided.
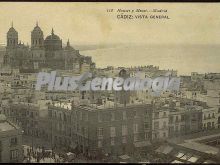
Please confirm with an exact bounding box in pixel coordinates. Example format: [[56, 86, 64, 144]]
[[0, 114, 23, 163]]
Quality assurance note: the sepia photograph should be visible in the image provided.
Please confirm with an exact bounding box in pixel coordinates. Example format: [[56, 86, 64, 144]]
[[0, 2, 220, 163]]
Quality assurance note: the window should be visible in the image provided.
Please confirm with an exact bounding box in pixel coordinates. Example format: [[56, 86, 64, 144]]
[[144, 122, 149, 130], [163, 132, 166, 138], [207, 122, 211, 128], [98, 128, 104, 138], [79, 112, 83, 120], [85, 113, 88, 121], [144, 132, 149, 140], [122, 136, 127, 144], [145, 110, 149, 115], [110, 127, 116, 137], [175, 125, 179, 131], [98, 113, 102, 122], [48, 110, 52, 118], [63, 113, 67, 121], [163, 121, 167, 129], [134, 111, 137, 118], [180, 125, 185, 132], [212, 122, 215, 128], [10, 137, 17, 146], [122, 111, 127, 120], [212, 113, 215, 118], [155, 112, 159, 118], [133, 123, 138, 133], [111, 138, 115, 146], [154, 121, 159, 130], [163, 112, 166, 117], [175, 116, 179, 122], [30, 112, 33, 118], [181, 115, 185, 122], [122, 125, 128, 136], [154, 133, 158, 139], [58, 123, 62, 131], [98, 140, 102, 148], [169, 126, 174, 133], [111, 112, 115, 121], [169, 116, 173, 123], [134, 134, 138, 142], [10, 149, 19, 160]]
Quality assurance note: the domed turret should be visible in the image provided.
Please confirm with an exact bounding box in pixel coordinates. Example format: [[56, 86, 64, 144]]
[[31, 22, 44, 49], [44, 28, 62, 51], [7, 22, 18, 48], [119, 69, 129, 78], [65, 39, 75, 51]]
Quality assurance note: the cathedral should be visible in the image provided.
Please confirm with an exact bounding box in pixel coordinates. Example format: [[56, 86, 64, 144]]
[[3, 23, 95, 73]]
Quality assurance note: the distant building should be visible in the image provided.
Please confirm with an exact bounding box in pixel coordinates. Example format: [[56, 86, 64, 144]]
[[151, 104, 169, 141], [3, 23, 94, 72], [191, 72, 204, 82], [204, 75, 220, 128], [202, 108, 218, 130]]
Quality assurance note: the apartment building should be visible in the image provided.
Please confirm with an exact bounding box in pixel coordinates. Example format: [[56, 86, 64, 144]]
[[48, 102, 153, 156], [0, 114, 23, 163]]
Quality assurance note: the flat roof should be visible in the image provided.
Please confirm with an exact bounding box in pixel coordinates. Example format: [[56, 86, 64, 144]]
[[185, 133, 220, 143], [51, 101, 151, 111], [179, 141, 219, 155]]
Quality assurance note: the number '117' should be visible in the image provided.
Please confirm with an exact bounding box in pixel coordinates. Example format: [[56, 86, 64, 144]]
[[107, 9, 113, 12]]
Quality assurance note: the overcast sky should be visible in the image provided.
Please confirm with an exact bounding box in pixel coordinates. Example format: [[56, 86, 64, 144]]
[[0, 3, 220, 75], [0, 2, 220, 46]]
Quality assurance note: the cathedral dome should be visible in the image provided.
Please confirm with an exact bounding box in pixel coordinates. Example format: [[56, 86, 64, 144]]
[[44, 28, 62, 51], [45, 34, 61, 41], [119, 69, 129, 78]]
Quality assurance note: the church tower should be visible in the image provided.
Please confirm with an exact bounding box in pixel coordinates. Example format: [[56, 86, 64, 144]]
[[30, 22, 45, 70], [6, 22, 18, 49], [31, 22, 44, 49]]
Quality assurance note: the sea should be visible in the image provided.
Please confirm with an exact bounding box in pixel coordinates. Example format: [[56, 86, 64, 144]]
[[80, 44, 220, 76]]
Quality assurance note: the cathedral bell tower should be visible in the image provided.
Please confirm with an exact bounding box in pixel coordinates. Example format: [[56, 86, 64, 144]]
[[6, 22, 18, 49], [31, 22, 44, 49]]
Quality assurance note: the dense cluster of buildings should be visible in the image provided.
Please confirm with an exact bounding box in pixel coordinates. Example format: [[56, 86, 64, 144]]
[[0, 24, 220, 163]]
